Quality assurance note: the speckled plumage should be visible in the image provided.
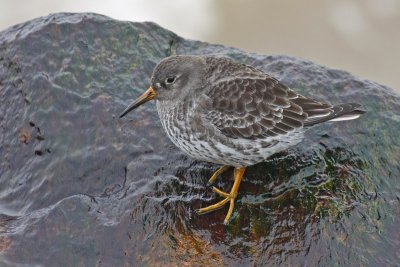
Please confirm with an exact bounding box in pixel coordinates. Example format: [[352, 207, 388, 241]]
[[152, 56, 364, 167], [119, 55, 365, 223]]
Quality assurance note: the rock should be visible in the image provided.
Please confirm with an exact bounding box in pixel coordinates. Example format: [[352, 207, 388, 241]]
[[1, 13, 399, 266]]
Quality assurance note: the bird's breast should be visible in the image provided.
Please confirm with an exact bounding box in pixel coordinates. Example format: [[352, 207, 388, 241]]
[[156, 100, 221, 161]]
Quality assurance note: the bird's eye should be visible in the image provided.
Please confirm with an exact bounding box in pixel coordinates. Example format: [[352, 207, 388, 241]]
[[165, 76, 176, 84]]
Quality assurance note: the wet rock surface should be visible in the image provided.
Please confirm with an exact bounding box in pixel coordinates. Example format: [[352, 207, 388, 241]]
[[1, 13, 399, 266]]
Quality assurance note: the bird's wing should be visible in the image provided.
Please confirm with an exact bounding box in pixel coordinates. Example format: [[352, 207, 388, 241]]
[[201, 77, 333, 139]]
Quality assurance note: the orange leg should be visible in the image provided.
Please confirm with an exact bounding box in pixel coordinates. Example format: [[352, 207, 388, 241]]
[[197, 167, 246, 224], [208, 165, 230, 185]]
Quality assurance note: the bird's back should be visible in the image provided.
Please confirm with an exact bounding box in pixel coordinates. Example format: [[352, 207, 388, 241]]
[[156, 56, 364, 167]]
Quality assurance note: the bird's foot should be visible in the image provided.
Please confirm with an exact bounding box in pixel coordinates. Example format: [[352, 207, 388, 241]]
[[207, 165, 230, 185], [197, 167, 246, 224]]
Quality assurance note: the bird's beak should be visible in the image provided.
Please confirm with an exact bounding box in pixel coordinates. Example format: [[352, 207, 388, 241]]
[[119, 87, 158, 118]]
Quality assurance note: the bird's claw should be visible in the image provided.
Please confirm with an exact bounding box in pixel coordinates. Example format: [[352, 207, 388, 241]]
[[197, 167, 246, 224]]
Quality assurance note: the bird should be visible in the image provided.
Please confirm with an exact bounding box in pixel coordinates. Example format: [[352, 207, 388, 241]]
[[119, 55, 365, 224]]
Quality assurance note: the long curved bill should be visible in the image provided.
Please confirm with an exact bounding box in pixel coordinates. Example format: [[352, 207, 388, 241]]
[[119, 87, 157, 118]]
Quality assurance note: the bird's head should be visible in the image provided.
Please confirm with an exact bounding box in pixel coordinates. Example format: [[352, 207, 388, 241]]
[[119, 55, 205, 118]]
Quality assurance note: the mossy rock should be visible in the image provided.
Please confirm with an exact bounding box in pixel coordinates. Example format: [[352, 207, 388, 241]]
[[0, 13, 399, 266]]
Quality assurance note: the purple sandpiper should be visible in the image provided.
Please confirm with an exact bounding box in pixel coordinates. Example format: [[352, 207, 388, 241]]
[[120, 55, 365, 224]]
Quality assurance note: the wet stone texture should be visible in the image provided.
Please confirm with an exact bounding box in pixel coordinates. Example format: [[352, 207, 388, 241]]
[[0, 13, 399, 266]]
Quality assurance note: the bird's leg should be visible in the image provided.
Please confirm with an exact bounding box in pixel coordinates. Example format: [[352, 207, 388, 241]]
[[197, 167, 246, 224], [208, 165, 230, 185]]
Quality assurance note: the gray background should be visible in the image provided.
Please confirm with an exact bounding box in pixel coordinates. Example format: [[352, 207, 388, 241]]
[[1, 0, 398, 91]]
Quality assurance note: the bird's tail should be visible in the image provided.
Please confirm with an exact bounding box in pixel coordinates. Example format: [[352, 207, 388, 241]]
[[304, 103, 365, 127]]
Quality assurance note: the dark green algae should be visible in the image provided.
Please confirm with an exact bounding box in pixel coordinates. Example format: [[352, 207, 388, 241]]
[[0, 13, 399, 266]]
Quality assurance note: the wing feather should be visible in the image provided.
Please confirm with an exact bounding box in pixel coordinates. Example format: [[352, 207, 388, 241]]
[[202, 77, 311, 139], [197, 60, 364, 140]]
